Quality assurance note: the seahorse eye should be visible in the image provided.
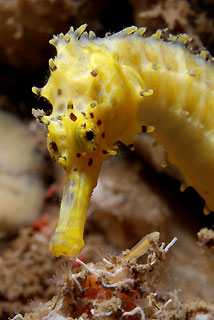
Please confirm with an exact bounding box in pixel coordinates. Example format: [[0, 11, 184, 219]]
[[85, 130, 95, 141], [75, 120, 99, 153]]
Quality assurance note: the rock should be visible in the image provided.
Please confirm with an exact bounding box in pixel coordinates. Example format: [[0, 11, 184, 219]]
[[0, 110, 45, 232]]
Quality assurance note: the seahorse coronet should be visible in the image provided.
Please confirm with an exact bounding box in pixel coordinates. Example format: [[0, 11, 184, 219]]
[[33, 25, 214, 257]]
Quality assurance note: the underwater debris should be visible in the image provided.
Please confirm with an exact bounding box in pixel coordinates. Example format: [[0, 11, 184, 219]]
[[197, 228, 214, 254], [14, 233, 214, 320], [17, 233, 179, 320], [131, 0, 214, 50]]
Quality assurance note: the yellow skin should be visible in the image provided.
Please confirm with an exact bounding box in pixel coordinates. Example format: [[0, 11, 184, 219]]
[[33, 25, 214, 258]]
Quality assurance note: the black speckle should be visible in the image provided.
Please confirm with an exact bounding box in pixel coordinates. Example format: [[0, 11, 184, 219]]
[[91, 70, 98, 77], [50, 65, 57, 72], [102, 150, 108, 154], [76, 153, 81, 158], [88, 158, 93, 166], [142, 126, 147, 132], [57, 89, 62, 96], [90, 102, 96, 108], [67, 102, 73, 109], [101, 132, 105, 138], [81, 112, 86, 117], [50, 141, 58, 152], [97, 120, 102, 126], [90, 112, 94, 118]]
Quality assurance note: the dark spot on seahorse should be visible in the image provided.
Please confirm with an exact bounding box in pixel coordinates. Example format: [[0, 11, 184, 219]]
[[76, 153, 81, 158], [91, 70, 98, 77], [88, 158, 93, 166], [81, 112, 86, 117], [101, 132, 105, 138], [152, 63, 159, 70], [70, 113, 77, 121], [50, 141, 58, 152], [90, 112, 94, 118], [83, 123, 86, 129], [97, 120, 102, 126], [57, 89, 62, 96], [102, 150, 108, 154], [128, 144, 134, 149], [85, 130, 95, 141], [90, 102, 96, 108], [50, 64, 57, 72], [142, 126, 147, 132], [58, 104, 65, 111], [67, 102, 73, 109], [65, 36, 70, 43]]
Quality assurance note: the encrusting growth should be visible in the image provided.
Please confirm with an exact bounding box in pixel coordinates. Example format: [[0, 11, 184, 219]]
[[16, 233, 182, 320], [33, 24, 214, 258]]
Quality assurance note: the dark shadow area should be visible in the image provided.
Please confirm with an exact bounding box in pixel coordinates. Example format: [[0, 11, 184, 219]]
[[100, 0, 134, 34]]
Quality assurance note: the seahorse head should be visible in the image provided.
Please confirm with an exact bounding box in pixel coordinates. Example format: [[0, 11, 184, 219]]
[[32, 25, 145, 257]]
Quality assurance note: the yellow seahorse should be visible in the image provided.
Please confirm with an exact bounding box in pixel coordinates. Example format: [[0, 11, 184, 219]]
[[33, 24, 214, 258]]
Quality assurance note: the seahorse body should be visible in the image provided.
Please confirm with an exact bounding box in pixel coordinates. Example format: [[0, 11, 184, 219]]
[[33, 25, 214, 257]]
